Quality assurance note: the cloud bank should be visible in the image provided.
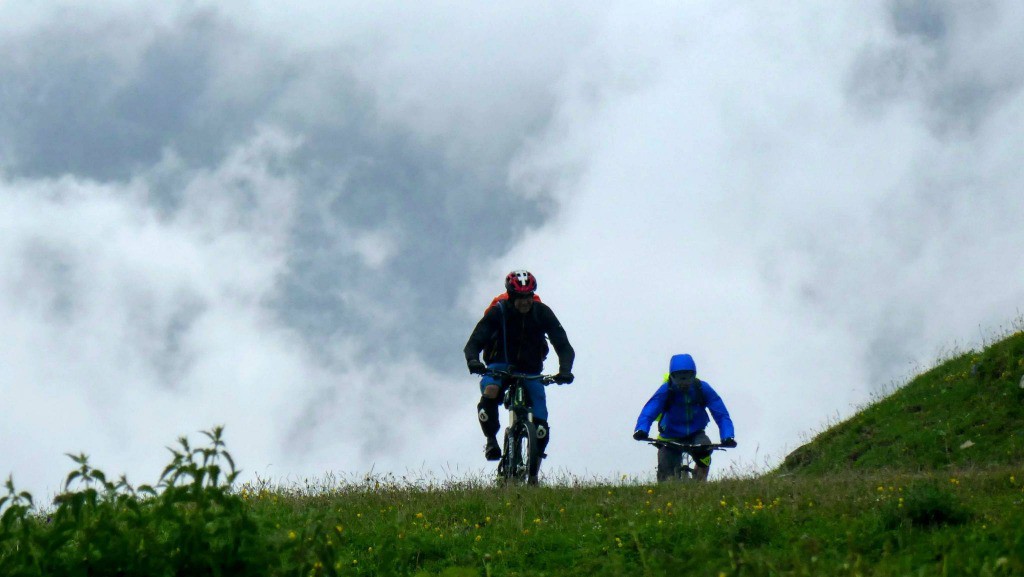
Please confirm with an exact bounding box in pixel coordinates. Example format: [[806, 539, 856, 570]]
[[2, 1, 1023, 495]]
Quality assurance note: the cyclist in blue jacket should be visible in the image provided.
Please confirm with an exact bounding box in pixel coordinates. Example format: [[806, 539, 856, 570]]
[[633, 353, 736, 482]]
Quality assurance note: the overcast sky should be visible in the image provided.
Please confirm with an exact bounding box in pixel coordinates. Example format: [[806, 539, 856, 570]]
[[3, 1, 1023, 498]]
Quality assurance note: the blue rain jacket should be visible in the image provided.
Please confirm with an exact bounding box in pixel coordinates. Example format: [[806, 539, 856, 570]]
[[634, 361, 735, 441]]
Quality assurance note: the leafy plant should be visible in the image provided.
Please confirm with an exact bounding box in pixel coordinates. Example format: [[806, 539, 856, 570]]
[[0, 426, 268, 577]]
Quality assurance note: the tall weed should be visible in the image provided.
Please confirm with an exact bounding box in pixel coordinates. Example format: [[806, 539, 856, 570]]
[[0, 426, 268, 576]]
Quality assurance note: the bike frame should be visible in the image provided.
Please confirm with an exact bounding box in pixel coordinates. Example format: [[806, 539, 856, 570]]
[[485, 368, 556, 484], [644, 439, 729, 481]]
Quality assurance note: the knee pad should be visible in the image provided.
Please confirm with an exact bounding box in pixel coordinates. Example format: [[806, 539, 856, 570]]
[[535, 420, 548, 439], [477, 398, 498, 422], [534, 419, 549, 452], [477, 398, 500, 437]]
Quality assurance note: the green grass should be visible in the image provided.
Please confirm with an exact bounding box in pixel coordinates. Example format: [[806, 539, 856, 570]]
[[237, 469, 1024, 576], [3, 328, 1024, 576], [779, 328, 1024, 475]]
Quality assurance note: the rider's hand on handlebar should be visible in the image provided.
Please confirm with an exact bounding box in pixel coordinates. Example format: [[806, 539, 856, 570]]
[[721, 437, 737, 448], [553, 370, 574, 384], [467, 359, 487, 375], [633, 430, 649, 441]]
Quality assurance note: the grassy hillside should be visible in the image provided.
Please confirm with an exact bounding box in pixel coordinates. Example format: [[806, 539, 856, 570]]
[[2, 329, 1024, 576], [779, 328, 1024, 475]]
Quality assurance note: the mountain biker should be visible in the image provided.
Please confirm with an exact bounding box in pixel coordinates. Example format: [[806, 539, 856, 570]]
[[464, 270, 575, 463], [632, 353, 736, 482]]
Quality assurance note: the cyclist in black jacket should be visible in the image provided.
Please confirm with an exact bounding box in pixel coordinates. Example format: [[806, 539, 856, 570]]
[[465, 270, 575, 461]]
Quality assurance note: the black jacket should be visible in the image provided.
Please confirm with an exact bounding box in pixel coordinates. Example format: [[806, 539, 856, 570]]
[[464, 301, 574, 375]]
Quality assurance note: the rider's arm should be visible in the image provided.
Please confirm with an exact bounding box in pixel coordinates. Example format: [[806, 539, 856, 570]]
[[700, 381, 735, 440], [634, 383, 670, 434], [537, 304, 575, 372], [463, 307, 502, 363]]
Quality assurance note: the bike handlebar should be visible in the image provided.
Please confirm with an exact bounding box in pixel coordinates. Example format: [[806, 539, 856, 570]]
[[642, 439, 731, 451], [482, 368, 559, 385]]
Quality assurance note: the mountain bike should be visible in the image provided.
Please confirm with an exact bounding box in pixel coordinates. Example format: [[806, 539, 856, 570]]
[[644, 439, 729, 481], [485, 368, 556, 485]]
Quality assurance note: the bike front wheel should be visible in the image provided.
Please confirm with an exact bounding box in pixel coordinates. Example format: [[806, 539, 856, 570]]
[[501, 421, 539, 484], [657, 447, 695, 482]]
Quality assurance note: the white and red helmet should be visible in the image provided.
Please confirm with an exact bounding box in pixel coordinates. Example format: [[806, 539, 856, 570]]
[[505, 269, 538, 296]]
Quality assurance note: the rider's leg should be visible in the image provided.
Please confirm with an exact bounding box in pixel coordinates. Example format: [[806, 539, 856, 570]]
[[693, 455, 711, 481], [656, 446, 683, 483], [524, 376, 549, 483], [478, 373, 504, 460], [534, 418, 550, 457], [525, 376, 549, 460], [477, 395, 500, 438], [690, 431, 713, 482], [527, 420, 548, 485], [478, 395, 501, 461], [524, 376, 548, 421], [478, 373, 503, 437]]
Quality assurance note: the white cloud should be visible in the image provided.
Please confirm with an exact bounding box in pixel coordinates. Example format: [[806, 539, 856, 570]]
[[0, 128, 446, 496]]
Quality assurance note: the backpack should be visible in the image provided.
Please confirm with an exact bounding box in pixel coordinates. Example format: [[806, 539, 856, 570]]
[[485, 292, 542, 314]]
